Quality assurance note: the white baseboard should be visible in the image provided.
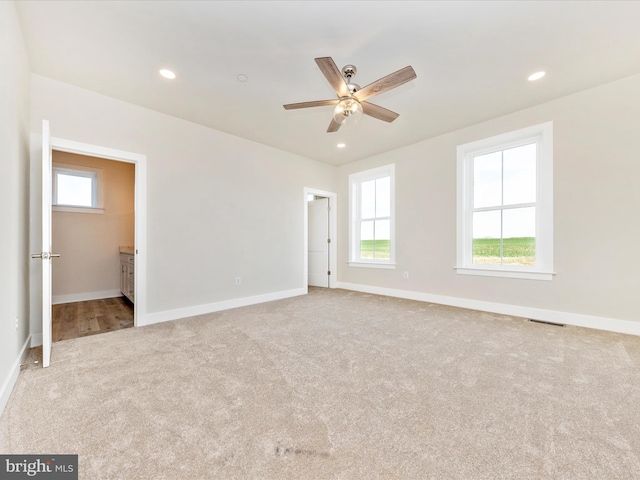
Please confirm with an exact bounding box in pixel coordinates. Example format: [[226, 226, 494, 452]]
[[52, 289, 122, 305], [140, 288, 307, 327], [0, 335, 32, 418], [337, 282, 640, 337]]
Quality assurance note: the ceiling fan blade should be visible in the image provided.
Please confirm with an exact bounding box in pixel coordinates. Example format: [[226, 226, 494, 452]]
[[362, 102, 400, 123], [315, 57, 350, 98], [283, 99, 340, 110], [327, 118, 342, 133], [354, 66, 417, 102]]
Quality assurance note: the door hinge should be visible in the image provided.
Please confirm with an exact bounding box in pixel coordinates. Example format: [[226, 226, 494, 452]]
[[327, 271, 331, 275], [327, 238, 331, 243]]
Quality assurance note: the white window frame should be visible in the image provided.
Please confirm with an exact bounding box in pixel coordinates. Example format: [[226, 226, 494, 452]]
[[349, 164, 396, 269], [456, 122, 554, 280], [52, 162, 105, 214]]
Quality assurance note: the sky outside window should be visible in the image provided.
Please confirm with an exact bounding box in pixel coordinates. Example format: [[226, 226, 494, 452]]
[[56, 172, 93, 207], [473, 143, 536, 239]]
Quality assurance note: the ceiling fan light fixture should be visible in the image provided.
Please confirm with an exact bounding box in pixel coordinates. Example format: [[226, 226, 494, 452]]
[[333, 98, 363, 125]]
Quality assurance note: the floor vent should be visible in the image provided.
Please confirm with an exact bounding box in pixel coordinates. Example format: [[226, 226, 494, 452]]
[[528, 319, 566, 327]]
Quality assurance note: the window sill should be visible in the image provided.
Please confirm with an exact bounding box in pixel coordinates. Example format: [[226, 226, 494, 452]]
[[53, 206, 105, 215], [349, 262, 396, 270], [455, 266, 554, 281]]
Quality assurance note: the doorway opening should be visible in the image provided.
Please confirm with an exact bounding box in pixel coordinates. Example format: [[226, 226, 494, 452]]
[[51, 151, 135, 341], [47, 134, 147, 332], [304, 188, 337, 290]]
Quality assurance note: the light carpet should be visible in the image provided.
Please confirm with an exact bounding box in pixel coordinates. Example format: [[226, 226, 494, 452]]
[[1, 288, 640, 479]]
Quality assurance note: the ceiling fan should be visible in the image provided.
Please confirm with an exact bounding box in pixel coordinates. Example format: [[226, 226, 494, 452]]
[[283, 57, 417, 133]]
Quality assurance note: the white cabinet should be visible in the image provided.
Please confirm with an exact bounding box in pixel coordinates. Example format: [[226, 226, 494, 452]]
[[120, 252, 135, 303]]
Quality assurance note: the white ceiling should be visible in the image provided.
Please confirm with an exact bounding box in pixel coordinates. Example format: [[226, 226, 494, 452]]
[[14, 0, 640, 166]]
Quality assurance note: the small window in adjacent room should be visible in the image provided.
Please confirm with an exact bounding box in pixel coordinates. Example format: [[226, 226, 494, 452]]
[[456, 122, 553, 280], [52, 163, 104, 214], [349, 164, 395, 268]]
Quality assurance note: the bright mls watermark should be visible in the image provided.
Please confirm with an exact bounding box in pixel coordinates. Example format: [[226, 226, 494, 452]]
[[1, 455, 77, 479]]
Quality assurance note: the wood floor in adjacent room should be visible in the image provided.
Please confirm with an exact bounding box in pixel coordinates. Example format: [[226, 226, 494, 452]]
[[52, 297, 134, 342]]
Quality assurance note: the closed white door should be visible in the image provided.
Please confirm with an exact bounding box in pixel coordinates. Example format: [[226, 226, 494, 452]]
[[308, 197, 329, 287]]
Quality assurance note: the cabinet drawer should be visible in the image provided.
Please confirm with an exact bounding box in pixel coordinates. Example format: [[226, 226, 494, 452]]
[[120, 253, 134, 265]]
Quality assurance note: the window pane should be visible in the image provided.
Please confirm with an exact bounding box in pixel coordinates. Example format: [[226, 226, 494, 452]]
[[503, 143, 536, 205], [360, 220, 374, 259], [473, 151, 502, 208], [375, 176, 390, 218], [502, 207, 536, 266], [373, 219, 390, 260], [57, 173, 93, 207], [472, 210, 501, 265], [361, 180, 375, 219], [375, 219, 390, 240]]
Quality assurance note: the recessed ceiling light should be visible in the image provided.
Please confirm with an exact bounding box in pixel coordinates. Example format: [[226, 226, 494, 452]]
[[337, 143, 346, 149], [528, 71, 546, 81], [159, 69, 176, 80], [237, 74, 248, 82]]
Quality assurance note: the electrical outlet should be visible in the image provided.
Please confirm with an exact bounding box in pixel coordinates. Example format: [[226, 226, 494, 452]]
[[403, 271, 409, 279], [15, 316, 18, 332], [235, 277, 242, 285]]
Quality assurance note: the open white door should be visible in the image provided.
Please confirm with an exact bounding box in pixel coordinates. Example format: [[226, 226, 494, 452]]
[[308, 197, 330, 287], [31, 120, 55, 368]]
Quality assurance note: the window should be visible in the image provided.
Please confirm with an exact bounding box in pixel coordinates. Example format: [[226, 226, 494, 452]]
[[349, 164, 395, 268], [52, 163, 104, 214], [456, 122, 553, 280]]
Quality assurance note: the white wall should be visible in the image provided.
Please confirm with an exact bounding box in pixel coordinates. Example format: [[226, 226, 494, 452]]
[[0, 2, 31, 414], [29, 75, 337, 332], [338, 74, 640, 327], [52, 152, 135, 301]]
